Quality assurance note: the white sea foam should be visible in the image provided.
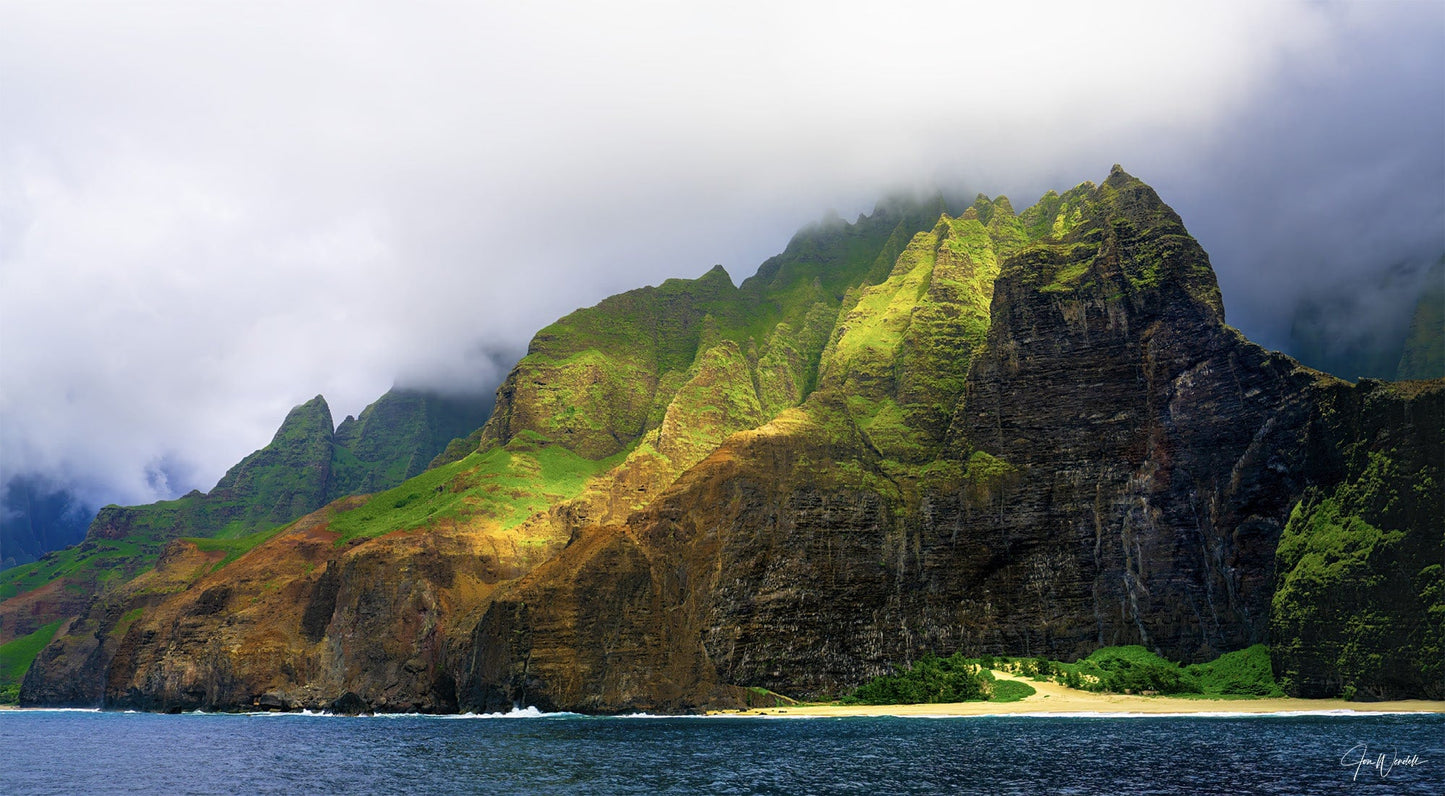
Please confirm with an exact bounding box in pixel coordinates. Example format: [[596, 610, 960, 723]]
[[0, 707, 102, 714], [614, 712, 722, 719], [234, 705, 581, 719], [438, 706, 580, 719]]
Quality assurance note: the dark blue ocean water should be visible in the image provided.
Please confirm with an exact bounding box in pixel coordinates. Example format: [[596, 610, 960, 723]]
[[2, 709, 1441, 794]]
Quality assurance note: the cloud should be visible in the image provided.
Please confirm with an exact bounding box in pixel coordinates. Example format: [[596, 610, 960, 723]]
[[1, 1, 1440, 510], [1145, 3, 1445, 352]]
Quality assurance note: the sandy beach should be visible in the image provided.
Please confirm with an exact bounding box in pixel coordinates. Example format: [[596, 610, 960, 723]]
[[713, 671, 1445, 718]]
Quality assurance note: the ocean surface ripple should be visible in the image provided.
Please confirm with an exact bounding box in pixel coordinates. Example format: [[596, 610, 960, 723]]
[[3, 710, 1441, 794]]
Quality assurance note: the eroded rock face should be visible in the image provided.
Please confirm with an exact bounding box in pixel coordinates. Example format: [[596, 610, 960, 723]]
[[24, 496, 560, 712], [932, 169, 1310, 663], [21, 169, 1441, 711], [456, 170, 1442, 711]]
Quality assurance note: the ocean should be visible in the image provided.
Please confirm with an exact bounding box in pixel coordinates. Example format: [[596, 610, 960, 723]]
[[2, 709, 1441, 794]]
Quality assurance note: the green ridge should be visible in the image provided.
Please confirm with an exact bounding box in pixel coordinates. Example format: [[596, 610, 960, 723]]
[[472, 196, 959, 491], [815, 207, 1017, 466]]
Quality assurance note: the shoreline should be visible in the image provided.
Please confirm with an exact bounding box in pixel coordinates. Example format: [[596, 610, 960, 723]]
[[711, 671, 1445, 718], [7, 672, 1444, 718], [713, 698, 1445, 719], [2, 701, 1442, 719]]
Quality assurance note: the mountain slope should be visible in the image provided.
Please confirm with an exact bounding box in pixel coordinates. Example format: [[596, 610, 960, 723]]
[[16, 196, 952, 710], [0, 388, 489, 701], [458, 168, 1441, 711], [19, 170, 1442, 712]]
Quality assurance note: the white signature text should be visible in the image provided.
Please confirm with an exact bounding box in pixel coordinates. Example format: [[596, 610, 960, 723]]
[[1340, 743, 1427, 781]]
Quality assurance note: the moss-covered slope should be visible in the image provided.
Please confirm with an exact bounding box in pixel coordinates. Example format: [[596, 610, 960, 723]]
[[1271, 380, 1444, 699]]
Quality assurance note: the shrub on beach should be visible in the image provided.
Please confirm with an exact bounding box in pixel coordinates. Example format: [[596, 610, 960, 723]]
[[839, 645, 1281, 704], [845, 653, 988, 704]]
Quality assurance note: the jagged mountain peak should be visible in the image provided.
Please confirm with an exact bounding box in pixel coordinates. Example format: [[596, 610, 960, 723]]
[[701, 263, 733, 284], [1002, 169, 1225, 323], [265, 395, 332, 443]]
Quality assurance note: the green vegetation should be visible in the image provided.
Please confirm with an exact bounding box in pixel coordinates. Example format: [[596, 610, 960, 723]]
[[331, 388, 491, 494], [1061, 646, 1201, 695], [1185, 645, 1283, 697], [842, 652, 990, 704], [1039, 258, 1091, 293], [1061, 645, 1280, 696], [653, 341, 766, 469], [1003, 168, 1223, 317], [842, 645, 1283, 705], [186, 524, 292, 572], [842, 653, 1039, 705], [328, 431, 625, 544], [1, 620, 63, 703], [1017, 184, 1094, 242], [996, 645, 1277, 697], [1, 538, 153, 603], [202, 395, 336, 531], [484, 194, 965, 467], [1271, 449, 1443, 699], [816, 211, 1011, 467], [987, 679, 1038, 702]]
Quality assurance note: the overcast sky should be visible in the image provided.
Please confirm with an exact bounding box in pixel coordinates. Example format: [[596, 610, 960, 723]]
[[2, 1, 1442, 511]]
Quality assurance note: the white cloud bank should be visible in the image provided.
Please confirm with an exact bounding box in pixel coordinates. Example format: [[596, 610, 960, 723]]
[[1, 1, 1440, 507]]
